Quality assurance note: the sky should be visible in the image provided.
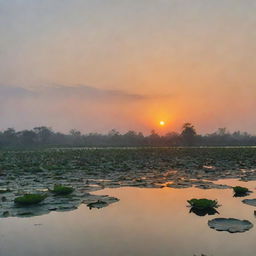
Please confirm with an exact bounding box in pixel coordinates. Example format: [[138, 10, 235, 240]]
[[0, 0, 256, 134]]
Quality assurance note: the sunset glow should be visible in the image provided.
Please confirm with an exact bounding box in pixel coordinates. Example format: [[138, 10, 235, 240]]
[[1, 2, 256, 256], [0, 1, 256, 134]]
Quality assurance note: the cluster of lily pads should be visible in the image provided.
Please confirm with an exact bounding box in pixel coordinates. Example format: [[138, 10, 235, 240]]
[[0, 182, 119, 218], [0, 147, 256, 218], [14, 185, 74, 205], [187, 185, 255, 233]]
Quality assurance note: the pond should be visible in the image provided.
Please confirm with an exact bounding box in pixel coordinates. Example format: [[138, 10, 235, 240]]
[[1, 179, 256, 256]]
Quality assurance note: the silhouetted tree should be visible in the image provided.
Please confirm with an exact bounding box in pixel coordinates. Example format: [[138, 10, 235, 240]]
[[70, 129, 81, 137], [33, 126, 52, 144], [2, 128, 17, 146], [69, 129, 82, 146], [18, 130, 37, 146], [165, 132, 181, 146], [181, 123, 197, 146], [0, 124, 256, 148], [148, 130, 161, 146], [108, 129, 121, 146], [217, 128, 227, 136]]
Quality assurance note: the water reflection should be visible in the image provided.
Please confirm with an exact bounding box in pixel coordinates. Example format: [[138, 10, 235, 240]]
[[234, 193, 249, 198], [0, 179, 256, 256], [189, 207, 219, 216]]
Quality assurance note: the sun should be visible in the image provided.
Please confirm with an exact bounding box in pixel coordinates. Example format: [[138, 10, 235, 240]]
[[159, 121, 165, 126]]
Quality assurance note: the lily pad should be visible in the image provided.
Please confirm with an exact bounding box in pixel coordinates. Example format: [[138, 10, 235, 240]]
[[87, 200, 108, 209], [0, 188, 11, 193], [50, 185, 74, 195], [208, 218, 253, 233], [242, 199, 256, 207], [233, 186, 250, 197], [188, 199, 219, 216], [194, 182, 231, 190], [188, 198, 218, 209], [189, 207, 219, 216], [14, 194, 47, 205], [83, 194, 119, 209], [167, 181, 192, 189]]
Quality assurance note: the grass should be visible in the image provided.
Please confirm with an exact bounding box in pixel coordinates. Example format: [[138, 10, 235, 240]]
[[187, 198, 218, 210], [233, 186, 249, 196], [14, 194, 47, 205], [51, 185, 74, 195]]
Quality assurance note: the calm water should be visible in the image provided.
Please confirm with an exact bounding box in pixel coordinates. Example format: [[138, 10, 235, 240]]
[[1, 179, 256, 256]]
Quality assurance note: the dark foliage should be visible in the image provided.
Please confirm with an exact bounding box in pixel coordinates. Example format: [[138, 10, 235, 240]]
[[14, 194, 47, 205], [50, 185, 74, 195], [233, 186, 250, 197], [0, 124, 256, 148]]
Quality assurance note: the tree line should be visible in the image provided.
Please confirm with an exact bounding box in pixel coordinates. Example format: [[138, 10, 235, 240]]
[[0, 123, 256, 148]]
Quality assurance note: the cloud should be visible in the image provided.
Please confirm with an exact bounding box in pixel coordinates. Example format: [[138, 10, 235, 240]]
[[0, 84, 154, 102], [0, 84, 173, 133], [0, 85, 35, 99], [0, 84, 173, 105], [39, 84, 150, 101]]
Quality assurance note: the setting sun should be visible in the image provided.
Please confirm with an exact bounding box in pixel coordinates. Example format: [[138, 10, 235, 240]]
[[159, 121, 165, 126]]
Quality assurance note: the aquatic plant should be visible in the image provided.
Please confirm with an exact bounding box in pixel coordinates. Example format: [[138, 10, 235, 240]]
[[233, 186, 249, 196], [51, 185, 74, 195], [208, 218, 253, 233], [0, 188, 10, 193], [189, 207, 219, 216], [0, 147, 256, 219], [87, 200, 108, 209], [14, 194, 47, 205], [187, 198, 218, 210], [242, 198, 256, 207]]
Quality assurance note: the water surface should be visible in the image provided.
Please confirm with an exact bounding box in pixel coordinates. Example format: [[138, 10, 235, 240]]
[[1, 179, 256, 256]]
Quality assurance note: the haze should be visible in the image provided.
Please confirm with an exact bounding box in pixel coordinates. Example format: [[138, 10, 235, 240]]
[[0, 0, 256, 134]]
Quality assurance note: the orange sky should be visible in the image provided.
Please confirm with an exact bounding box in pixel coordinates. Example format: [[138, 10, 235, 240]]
[[0, 1, 256, 134]]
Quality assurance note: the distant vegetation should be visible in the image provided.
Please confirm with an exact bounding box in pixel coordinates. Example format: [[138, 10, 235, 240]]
[[0, 124, 256, 148]]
